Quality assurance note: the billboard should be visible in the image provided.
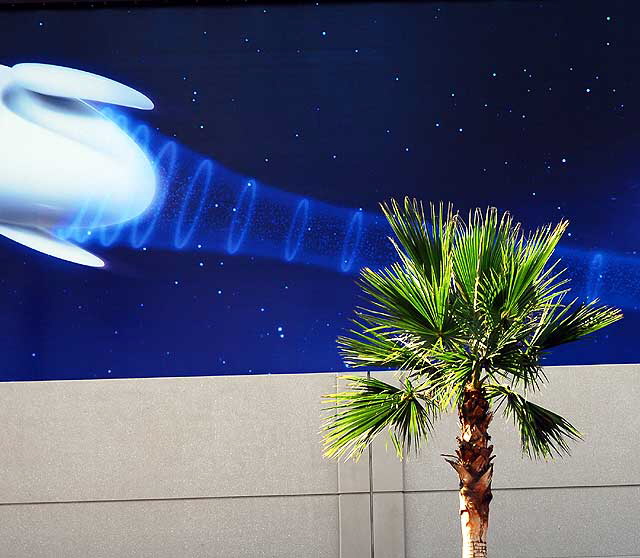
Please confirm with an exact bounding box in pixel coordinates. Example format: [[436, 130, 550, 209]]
[[0, 2, 636, 380]]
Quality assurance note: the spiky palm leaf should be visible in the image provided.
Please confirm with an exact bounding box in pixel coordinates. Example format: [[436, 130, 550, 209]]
[[485, 383, 581, 459], [323, 375, 437, 460], [323, 199, 622, 460]]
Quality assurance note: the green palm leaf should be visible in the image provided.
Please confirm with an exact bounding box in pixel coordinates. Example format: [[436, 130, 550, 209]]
[[322, 375, 437, 460], [531, 297, 623, 350], [325, 198, 622, 464], [337, 324, 438, 374], [485, 383, 582, 459], [380, 198, 455, 279]]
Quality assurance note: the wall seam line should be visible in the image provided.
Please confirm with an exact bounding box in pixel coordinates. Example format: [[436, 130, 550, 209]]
[[0, 491, 369, 507]]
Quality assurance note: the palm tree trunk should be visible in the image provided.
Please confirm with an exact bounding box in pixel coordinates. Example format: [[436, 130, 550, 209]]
[[445, 387, 494, 558]]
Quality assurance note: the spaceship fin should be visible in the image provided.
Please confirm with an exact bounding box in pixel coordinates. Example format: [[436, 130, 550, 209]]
[[0, 224, 104, 268], [11, 63, 153, 110]]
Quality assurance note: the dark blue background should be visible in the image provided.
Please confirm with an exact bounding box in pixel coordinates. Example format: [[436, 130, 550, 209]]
[[0, 1, 638, 380]]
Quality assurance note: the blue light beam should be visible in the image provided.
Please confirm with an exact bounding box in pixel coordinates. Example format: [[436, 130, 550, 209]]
[[57, 111, 640, 311]]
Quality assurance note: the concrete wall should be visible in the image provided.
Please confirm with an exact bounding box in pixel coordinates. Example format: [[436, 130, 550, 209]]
[[0, 365, 638, 557]]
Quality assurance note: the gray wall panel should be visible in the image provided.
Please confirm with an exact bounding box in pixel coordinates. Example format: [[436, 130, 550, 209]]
[[405, 485, 640, 558], [373, 492, 405, 558], [403, 364, 640, 492], [0, 374, 337, 503], [339, 493, 370, 558], [0, 495, 339, 558], [0, 365, 636, 557]]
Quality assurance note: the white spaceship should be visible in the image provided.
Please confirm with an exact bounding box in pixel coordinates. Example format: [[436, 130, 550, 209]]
[[0, 63, 156, 267]]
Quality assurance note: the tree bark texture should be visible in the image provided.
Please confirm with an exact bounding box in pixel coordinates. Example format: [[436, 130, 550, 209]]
[[445, 387, 494, 558]]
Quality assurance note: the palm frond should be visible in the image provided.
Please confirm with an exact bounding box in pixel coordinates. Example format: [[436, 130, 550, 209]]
[[337, 323, 437, 373], [531, 297, 623, 350], [501, 220, 569, 318], [485, 383, 581, 459], [329, 198, 621, 463], [354, 257, 458, 344], [322, 375, 437, 460], [423, 344, 476, 408], [451, 207, 521, 306], [486, 348, 547, 391], [380, 198, 456, 279]]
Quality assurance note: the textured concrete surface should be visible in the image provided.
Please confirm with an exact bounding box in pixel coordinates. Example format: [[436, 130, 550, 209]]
[[404, 485, 640, 558], [0, 365, 637, 557], [402, 364, 640, 492], [0, 495, 339, 558], [373, 492, 405, 558], [0, 373, 337, 503], [338, 493, 370, 558]]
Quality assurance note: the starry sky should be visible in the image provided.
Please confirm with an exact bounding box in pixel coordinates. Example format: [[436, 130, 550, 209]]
[[0, 0, 639, 381]]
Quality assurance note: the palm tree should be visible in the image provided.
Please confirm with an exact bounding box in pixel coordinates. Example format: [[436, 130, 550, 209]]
[[322, 199, 622, 558]]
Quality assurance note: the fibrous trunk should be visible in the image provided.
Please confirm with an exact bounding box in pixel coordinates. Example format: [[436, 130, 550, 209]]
[[445, 387, 494, 558]]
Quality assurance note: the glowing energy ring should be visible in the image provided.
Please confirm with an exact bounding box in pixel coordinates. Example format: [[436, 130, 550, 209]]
[[173, 159, 214, 249], [77, 192, 113, 244], [97, 189, 130, 247], [131, 123, 150, 154], [56, 198, 89, 241], [284, 198, 309, 262], [100, 107, 115, 120], [113, 114, 129, 131], [340, 210, 363, 272], [98, 124, 153, 247], [58, 194, 104, 244], [130, 141, 177, 248], [227, 180, 257, 254]]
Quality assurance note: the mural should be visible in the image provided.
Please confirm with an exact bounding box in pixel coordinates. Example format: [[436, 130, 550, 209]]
[[0, 1, 637, 380]]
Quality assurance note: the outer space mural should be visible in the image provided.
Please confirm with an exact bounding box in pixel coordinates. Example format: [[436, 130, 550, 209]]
[[0, 1, 638, 381]]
